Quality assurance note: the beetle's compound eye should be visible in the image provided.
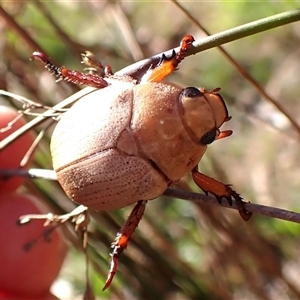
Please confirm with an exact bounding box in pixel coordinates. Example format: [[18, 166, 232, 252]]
[[200, 129, 217, 145], [180, 87, 203, 99]]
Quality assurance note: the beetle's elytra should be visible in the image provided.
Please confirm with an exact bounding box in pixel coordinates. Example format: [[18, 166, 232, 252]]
[[51, 81, 229, 211], [32, 35, 251, 289]]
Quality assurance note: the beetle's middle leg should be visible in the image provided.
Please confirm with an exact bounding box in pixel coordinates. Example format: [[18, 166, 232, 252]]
[[103, 200, 147, 291], [192, 168, 252, 221]]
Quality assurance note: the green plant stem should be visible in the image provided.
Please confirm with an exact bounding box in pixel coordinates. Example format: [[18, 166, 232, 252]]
[[119, 8, 300, 77], [171, 1, 300, 137], [191, 8, 300, 53]]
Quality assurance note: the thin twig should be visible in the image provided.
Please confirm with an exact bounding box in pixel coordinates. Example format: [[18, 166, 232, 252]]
[[34, 0, 84, 56], [164, 188, 300, 224], [0, 87, 96, 150], [107, 2, 144, 61], [117, 8, 300, 78], [0, 168, 57, 181], [0, 167, 299, 224], [0, 5, 46, 54]]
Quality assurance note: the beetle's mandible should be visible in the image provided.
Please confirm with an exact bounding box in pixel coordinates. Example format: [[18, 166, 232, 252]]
[[31, 35, 252, 289]]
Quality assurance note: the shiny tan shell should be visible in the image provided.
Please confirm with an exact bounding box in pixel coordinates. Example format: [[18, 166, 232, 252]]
[[51, 81, 207, 211]]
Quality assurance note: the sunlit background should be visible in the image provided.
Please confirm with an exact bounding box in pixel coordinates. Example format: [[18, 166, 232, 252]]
[[0, 1, 300, 299]]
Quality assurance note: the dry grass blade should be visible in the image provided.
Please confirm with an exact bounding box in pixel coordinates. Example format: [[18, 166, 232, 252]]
[[0, 5, 45, 53]]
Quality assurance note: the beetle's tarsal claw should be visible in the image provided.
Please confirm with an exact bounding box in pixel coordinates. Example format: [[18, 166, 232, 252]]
[[103, 200, 147, 290], [102, 234, 121, 291], [31, 51, 63, 78], [230, 189, 252, 221]]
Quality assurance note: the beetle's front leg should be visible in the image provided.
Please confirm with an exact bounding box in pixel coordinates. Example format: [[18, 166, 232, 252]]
[[103, 200, 147, 291], [141, 34, 195, 83], [192, 168, 252, 221]]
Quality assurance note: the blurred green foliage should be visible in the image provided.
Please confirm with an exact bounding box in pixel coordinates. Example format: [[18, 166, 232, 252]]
[[1, 1, 300, 299]]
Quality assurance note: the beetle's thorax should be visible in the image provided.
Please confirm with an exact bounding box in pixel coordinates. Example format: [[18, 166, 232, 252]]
[[130, 82, 207, 182]]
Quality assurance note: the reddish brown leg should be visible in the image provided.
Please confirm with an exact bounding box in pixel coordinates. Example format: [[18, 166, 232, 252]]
[[31, 52, 109, 89], [141, 35, 195, 83], [103, 200, 147, 291], [192, 168, 252, 221]]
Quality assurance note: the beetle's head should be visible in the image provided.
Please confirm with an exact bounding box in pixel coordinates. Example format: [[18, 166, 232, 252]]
[[178, 87, 232, 145]]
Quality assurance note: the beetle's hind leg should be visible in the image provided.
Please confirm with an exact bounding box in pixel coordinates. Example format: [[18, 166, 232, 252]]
[[192, 168, 252, 221], [141, 35, 195, 83], [103, 200, 147, 291], [31, 51, 110, 89]]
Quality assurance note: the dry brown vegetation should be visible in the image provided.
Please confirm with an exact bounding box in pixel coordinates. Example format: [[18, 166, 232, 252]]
[[0, 2, 300, 299]]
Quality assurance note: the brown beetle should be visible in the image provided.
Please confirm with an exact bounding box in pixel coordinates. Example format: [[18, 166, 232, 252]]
[[32, 35, 251, 289]]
